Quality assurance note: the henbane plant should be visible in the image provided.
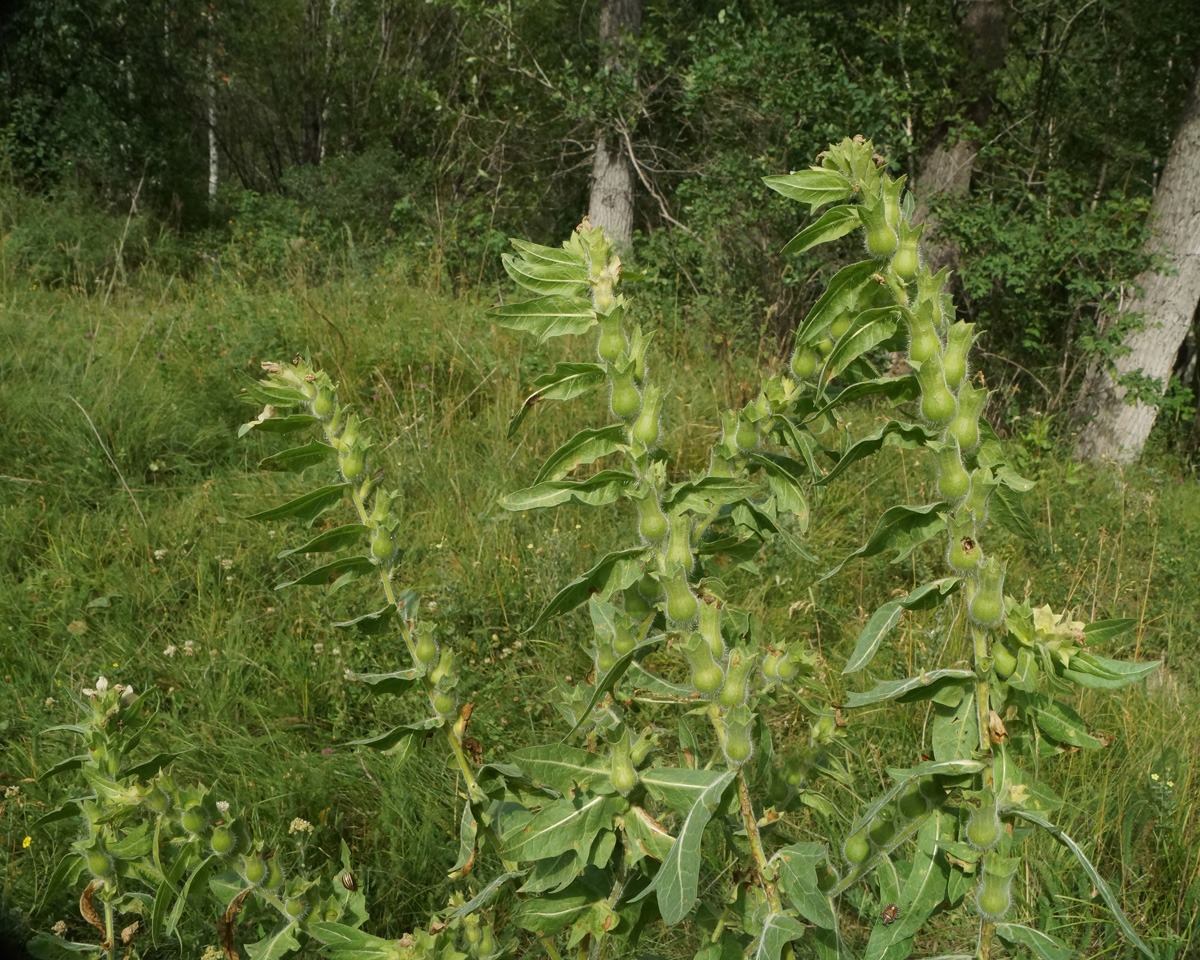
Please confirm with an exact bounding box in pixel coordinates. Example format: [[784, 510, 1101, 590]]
[[28, 138, 1165, 960]]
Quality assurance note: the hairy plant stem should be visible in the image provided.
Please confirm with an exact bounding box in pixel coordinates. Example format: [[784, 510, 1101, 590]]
[[104, 900, 115, 960], [977, 919, 995, 960], [319, 410, 485, 807], [971, 624, 992, 758], [737, 771, 783, 912]]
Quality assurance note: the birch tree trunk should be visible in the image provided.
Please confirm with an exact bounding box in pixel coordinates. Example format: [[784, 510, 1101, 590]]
[[1074, 63, 1200, 464], [587, 0, 641, 253]]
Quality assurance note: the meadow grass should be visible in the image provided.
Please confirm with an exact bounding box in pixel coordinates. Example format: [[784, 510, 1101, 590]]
[[0, 266, 1196, 956]]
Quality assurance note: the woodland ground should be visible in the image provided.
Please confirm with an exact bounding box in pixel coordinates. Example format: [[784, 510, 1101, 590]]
[[0, 269, 1197, 957]]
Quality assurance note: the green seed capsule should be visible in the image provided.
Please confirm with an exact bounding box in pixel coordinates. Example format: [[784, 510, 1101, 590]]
[[718, 648, 756, 710], [816, 861, 839, 892], [892, 222, 925, 280], [829, 311, 853, 339], [966, 804, 1001, 851], [664, 575, 698, 623], [181, 805, 207, 835], [898, 783, 929, 819], [243, 855, 267, 885], [598, 318, 626, 362], [815, 335, 835, 357], [211, 826, 237, 856], [312, 390, 334, 418], [917, 354, 957, 426], [976, 872, 1012, 920], [433, 691, 457, 716], [684, 634, 724, 695], [905, 300, 942, 364], [415, 628, 438, 666], [371, 529, 395, 560], [86, 850, 111, 878], [935, 439, 971, 501], [610, 742, 638, 795], [791, 345, 819, 380], [285, 898, 308, 919], [610, 372, 641, 420], [868, 814, 896, 848], [697, 598, 724, 660], [946, 516, 982, 573], [735, 416, 757, 451], [265, 858, 284, 890], [722, 706, 754, 767], [341, 450, 365, 480], [992, 642, 1017, 679], [636, 496, 668, 541], [613, 621, 636, 656], [942, 321, 975, 388], [844, 831, 870, 865], [946, 382, 988, 453], [968, 556, 1006, 628]]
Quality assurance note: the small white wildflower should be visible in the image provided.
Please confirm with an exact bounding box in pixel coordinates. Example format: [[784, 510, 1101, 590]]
[[201, 946, 223, 960], [4, 786, 19, 799], [163, 644, 178, 657], [427, 601, 439, 612], [44, 697, 56, 707], [265, 606, 276, 614], [95, 676, 109, 693], [209, 649, 218, 658], [331, 647, 340, 656], [225, 575, 234, 582], [121, 685, 136, 705], [153, 548, 169, 561], [216, 800, 230, 815], [288, 817, 314, 835], [220, 558, 234, 571], [51, 921, 67, 937], [183, 640, 196, 657], [343, 668, 354, 681], [268, 529, 277, 538], [313, 643, 325, 655]]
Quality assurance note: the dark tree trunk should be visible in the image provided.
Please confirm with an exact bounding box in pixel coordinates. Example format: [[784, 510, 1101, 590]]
[[912, 0, 1010, 273], [587, 0, 641, 253], [1075, 64, 1200, 463]]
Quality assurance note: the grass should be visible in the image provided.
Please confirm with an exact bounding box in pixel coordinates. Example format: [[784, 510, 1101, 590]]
[[0, 264, 1197, 958]]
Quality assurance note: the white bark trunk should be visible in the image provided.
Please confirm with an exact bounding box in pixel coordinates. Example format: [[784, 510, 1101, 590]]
[[588, 136, 635, 252], [586, 0, 641, 253], [1075, 65, 1200, 464], [207, 53, 218, 205]]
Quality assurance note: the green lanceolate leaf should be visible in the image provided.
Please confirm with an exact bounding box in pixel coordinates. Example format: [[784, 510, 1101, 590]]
[[508, 362, 608, 436], [449, 801, 477, 877], [502, 793, 618, 862], [331, 605, 397, 636], [993, 923, 1071, 960], [820, 306, 900, 384], [512, 744, 614, 796], [564, 636, 666, 740], [818, 420, 937, 488], [500, 470, 634, 511], [748, 453, 810, 532], [345, 667, 421, 697], [864, 812, 949, 960], [1032, 696, 1102, 748], [846, 669, 975, 709], [991, 482, 1039, 545], [501, 255, 591, 297], [258, 439, 334, 472], [451, 870, 528, 918], [660, 476, 758, 513], [749, 913, 807, 960], [793, 259, 878, 347], [639, 767, 735, 815], [349, 716, 442, 753], [774, 842, 837, 929], [305, 923, 403, 960], [276, 524, 368, 558], [510, 238, 586, 267], [125, 751, 187, 781], [510, 886, 592, 934], [33, 854, 84, 919], [23, 934, 103, 959], [1061, 651, 1160, 689], [238, 412, 320, 438], [243, 922, 302, 960], [633, 769, 738, 924], [764, 168, 856, 211], [1012, 810, 1155, 960], [526, 547, 645, 632], [819, 502, 948, 582], [275, 555, 376, 590], [730, 498, 815, 560], [534, 424, 627, 484], [38, 755, 87, 781], [165, 855, 217, 939], [625, 806, 675, 864], [932, 693, 979, 763], [844, 578, 961, 674], [491, 295, 598, 345], [245, 483, 350, 526], [30, 800, 80, 830], [808, 375, 920, 424], [781, 204, 862, 254], [1082, 618, 1138, 645], [237, 375, 310, 407]]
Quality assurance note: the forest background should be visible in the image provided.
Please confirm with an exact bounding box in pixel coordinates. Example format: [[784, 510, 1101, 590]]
[[2, 0, 1200, 957]]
